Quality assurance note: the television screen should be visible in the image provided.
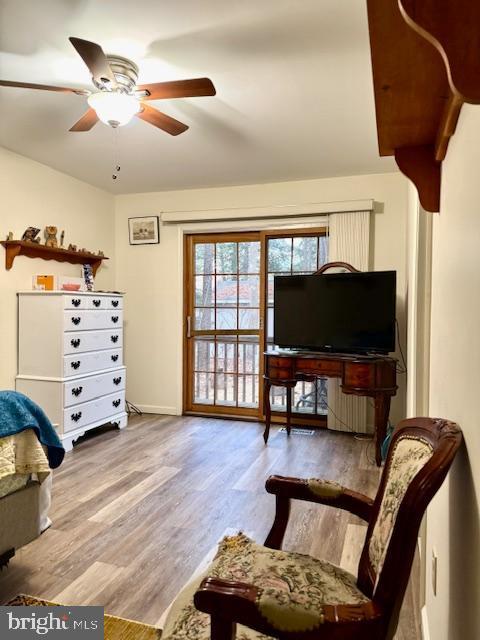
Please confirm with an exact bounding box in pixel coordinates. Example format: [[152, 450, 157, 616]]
[[273, 270, 396, 354]]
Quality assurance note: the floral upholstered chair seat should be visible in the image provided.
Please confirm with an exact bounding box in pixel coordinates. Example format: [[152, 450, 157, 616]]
[[162, 533, 369, 640]]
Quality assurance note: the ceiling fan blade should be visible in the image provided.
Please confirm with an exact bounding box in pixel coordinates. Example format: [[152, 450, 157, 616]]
[[69, 37, 117, 88], [137, 78, 216, 100], [136, 103, 188, 135], [69, 108, 99, 132], [0, 79, 89, 95]]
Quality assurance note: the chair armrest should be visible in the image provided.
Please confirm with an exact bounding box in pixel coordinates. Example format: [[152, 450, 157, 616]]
[[264, 475, 373, 550], [194, 577, 265, 639], [266, 475, 374, 522], [194, 577, 383, 640]]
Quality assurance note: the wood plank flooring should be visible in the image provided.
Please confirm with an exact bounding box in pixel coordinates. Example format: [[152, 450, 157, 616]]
[[0, 415, 421, 638]]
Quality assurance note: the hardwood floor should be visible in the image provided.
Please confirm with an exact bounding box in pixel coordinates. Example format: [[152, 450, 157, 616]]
[[0, 415, 421, 638]]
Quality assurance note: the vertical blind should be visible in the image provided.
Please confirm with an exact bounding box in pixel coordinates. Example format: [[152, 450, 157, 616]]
[[327, 211, 371, 433]]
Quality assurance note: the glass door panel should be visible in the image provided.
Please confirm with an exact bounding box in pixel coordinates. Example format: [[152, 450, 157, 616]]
[[186, 235, 262, 416], [265, 232, 329, 418]]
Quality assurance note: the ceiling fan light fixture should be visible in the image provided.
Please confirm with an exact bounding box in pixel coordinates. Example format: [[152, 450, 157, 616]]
[[87, 91, 140, 127]]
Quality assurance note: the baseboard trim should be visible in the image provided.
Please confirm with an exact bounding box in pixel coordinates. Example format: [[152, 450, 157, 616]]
[[421, 605, 430, 640], [134, 405, 180, 416]]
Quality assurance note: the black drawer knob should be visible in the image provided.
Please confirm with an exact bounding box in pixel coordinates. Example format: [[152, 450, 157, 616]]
[[111, 354, 119, 362], [111, 335, 119, 343], [111, 316, 119, 323], [71, 298, 81, 307], [112, 399, 121, 408], [71, 338, 81, 348], [111, 300, 119, 307], [113, 377, 122, 386], [93, 299, 101, 307], [72, 386, 83, 397], [71, 316, 81, 325], [71, 411, 82, 422], [71, 360, 81, 370]]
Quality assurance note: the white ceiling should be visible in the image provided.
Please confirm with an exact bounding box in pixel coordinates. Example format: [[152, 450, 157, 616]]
[[0, 0, 395, 194]]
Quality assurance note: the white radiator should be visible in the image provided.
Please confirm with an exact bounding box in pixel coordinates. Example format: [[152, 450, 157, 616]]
[[327, 380, 371, 434]]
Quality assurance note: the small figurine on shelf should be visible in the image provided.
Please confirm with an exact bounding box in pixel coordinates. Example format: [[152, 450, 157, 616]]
[[45, 226, 58, 248], [68, 244, 77, 252], [21, 227, 41, 243], [97, 250, 104, 257], [60, 230, 65, 247], [6, 231, 13, 241], [82, 264, 94, 291]]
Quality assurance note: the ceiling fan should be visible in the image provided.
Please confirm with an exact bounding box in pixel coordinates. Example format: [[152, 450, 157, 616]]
[[0, 37, 216, 135]]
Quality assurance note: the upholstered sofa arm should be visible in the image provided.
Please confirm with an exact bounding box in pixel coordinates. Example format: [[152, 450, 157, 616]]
[[194, 576, 383, 639], [266, 475, 374, 522]]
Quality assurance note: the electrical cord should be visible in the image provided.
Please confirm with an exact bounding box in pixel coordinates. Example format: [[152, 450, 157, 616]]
[[324, 397, 377, 465], [126, 400, 142, 416], [395, 318, 408, 374], [323, 398, 354, 432], [365, 318, 407, 375]]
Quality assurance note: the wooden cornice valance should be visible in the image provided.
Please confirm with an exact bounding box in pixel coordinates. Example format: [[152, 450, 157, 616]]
[[161, 199, 374, 224], [367, 0, 480, 212]]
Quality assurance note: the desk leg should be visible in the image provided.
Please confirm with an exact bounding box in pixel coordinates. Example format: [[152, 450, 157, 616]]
[[286, 386, 292, 436], [263, 378, 271, 444], [374, 394, 391, 467]]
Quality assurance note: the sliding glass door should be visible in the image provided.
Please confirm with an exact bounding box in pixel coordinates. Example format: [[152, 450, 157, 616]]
[[184, 228, 328, 420], [184, 233, 263, 416]]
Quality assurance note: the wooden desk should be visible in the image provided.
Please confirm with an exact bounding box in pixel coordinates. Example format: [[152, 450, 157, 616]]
[[263, 351, 398, 466]]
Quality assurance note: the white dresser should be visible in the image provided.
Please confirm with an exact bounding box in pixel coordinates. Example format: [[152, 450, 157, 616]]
[[16, 291, 128, 451]]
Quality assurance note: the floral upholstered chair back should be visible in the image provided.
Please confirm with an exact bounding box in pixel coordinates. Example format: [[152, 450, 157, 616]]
[[369, 434, 433, 579], [358, 418, 462, 608]]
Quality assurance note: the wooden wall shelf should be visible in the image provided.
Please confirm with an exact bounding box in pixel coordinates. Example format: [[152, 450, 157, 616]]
[[367, 0, 480, 212], [0, 241, 108, 276]]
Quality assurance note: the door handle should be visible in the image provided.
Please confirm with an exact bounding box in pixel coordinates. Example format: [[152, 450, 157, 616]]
[[186, 315, 192, 338]]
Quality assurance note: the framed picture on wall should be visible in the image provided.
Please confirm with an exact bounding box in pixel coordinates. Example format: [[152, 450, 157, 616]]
[[128, 216, 160, 245]]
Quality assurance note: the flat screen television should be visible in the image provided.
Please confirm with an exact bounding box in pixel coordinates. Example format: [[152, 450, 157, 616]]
[[273, 270, 396, 354]]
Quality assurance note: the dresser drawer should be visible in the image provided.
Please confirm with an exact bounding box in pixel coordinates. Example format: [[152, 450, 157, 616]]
[[64, 368, 126, 407], [64, 329, 123, 355], [87, 296, 123, 310], [63, 295, 88, 310], [64, 390, 126, 433], [64, 348, 123, 377], [64, 310, 123, 332]]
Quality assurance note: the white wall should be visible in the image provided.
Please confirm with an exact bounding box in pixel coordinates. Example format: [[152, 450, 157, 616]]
[[406, 183, 432, 419], [114, 172, 409, 418], [0, 147, 115, 389], [424, 103, 480, 640]]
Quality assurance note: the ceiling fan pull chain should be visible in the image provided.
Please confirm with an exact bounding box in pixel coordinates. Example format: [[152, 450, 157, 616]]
[[112, 128, 121, 181]]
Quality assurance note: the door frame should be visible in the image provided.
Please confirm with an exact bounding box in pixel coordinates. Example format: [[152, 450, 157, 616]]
[[183, 231, 265, 418]]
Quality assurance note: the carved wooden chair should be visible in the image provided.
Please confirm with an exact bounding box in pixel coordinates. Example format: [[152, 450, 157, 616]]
[[161, 417, 462, 640]]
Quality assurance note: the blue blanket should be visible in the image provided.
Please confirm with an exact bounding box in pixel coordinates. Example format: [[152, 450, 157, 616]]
[[0, 391, 65, 468]]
